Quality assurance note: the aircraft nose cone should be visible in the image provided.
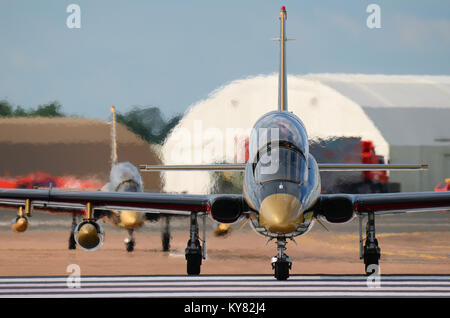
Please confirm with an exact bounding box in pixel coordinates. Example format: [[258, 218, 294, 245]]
[[259, 193, 302, 233], [119, 211, 144, 229]]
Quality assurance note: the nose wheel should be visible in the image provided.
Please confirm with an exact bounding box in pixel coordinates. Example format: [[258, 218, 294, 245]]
[[271, 238, 292, 280], [124, 229, 135, 252]]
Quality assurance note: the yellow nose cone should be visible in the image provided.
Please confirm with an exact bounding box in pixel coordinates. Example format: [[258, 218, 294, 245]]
[[259, 193, 302, 233], [119, 211, 144, 229], [12, 217, 28, 233]]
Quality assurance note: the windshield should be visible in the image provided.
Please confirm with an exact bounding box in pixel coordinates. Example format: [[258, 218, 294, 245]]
[[254, 147, 306, 184], [249, 111, 309, 163]]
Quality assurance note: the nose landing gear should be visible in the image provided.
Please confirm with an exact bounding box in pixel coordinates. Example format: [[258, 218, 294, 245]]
[[271, 238, 292, 280], [124, 229, 135, 252], [360, 212, 381, 276]]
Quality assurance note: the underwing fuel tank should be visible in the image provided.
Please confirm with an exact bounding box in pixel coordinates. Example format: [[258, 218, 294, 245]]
[[11, 216, 28, 232], [74, 220, 105, 251]]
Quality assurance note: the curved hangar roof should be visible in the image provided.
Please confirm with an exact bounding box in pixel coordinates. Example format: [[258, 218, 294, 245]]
[[162, 74, 450, 194], [304, 74, 450, 147]]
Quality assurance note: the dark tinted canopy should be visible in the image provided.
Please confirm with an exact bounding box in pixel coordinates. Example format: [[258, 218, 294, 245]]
[[249, 111, 309, 163], [254, 147, 307, 184]]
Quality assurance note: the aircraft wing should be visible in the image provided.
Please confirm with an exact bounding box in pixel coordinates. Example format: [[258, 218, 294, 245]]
[[139, 163, 428, 172], [315, 191, 450, 222], [0, 188, 248, 220], [351, 191, 450, 214]]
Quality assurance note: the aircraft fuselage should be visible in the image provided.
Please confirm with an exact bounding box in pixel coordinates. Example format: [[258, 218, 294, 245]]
[[243, 111, 321, 237]]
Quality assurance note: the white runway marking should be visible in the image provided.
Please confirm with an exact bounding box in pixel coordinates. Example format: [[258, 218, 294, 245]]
[[0, 275, 449, 298]]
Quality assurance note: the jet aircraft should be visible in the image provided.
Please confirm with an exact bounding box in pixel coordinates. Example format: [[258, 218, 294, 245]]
[[1, 7, 449, 280], [4, 106, 169, 253]]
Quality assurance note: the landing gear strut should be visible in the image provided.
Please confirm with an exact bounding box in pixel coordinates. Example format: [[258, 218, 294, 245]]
[[271, 237, 292, 280], [185, 212, 206, 275], [360, 212, 381, 276], [69, 213, 77, 250], [162, 216, 171, 252], [124, 229, 135, 252]]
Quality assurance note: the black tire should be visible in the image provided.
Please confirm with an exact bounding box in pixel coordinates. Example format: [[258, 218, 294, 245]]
[[69, 233, 76, 250], [162, 232, 171, 252], [364, 241, 380, 276], [126, 240, 135, 252], [186, 253, 202, 275], [364, 254, 379, 276], [274, 262, 290, 281]]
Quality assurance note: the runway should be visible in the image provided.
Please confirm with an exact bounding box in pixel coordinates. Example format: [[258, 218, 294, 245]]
[[0, 275, 449, 297]]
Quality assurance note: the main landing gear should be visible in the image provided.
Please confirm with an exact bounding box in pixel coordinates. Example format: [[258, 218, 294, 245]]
[[162, 216, 171, 252], [271, 237, 292, 280], [360, 212, 381, 276], [185, 212, 206, 275], [69, 213, 77, 250]]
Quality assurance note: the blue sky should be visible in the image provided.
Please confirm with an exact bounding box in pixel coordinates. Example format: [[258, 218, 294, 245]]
[[1, 1, 449, 120]]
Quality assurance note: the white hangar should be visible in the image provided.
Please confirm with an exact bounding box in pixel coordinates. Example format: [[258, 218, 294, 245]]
[[161, 74, 450, 193]]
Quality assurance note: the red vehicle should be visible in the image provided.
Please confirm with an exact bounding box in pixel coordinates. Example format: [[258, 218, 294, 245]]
[[233, 137, 397, 194], [0, 171, 101, 190], [361, 140, 388, 184], [435, 178, 450, 191]]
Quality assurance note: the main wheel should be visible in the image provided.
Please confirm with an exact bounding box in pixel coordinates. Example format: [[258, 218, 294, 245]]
[[364, 240, 380, 276], [162, 232, 171, 252], [68, 232, 76, 250], [185, 239, 202, 275], [274, 261, 290, 281], [186, 253, 202, 275], [364, 254, 379, 276]]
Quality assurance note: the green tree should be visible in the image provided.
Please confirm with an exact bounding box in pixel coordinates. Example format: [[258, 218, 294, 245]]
[[116, 106, 182, 145], [30, 101, 64, 117], [1, 101, 179, 146], [12, 106, 27, 117], [0, 100, 13, 117], [0, 100, 64, 117]]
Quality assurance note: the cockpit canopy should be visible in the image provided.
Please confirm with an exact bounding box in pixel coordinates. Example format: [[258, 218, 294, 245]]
[[249, 111, 309, 184], [254, 146, 307, 184], [249, 111, 309, 163]]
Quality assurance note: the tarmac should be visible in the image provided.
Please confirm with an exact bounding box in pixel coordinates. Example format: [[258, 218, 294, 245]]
[[0, 209, 448, 277]]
